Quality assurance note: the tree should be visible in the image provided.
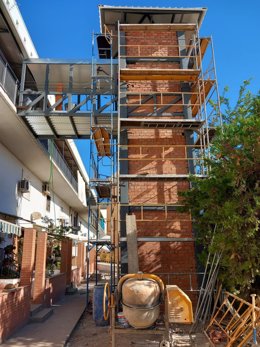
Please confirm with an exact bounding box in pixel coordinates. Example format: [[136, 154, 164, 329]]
[[181, 83, 260, 293]]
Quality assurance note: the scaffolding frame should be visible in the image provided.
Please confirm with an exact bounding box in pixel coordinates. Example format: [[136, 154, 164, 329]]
[[86, 30, 119, 304], [116, 21, 221, 287]]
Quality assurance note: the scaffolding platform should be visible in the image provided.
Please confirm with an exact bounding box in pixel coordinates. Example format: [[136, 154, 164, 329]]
[[90, 179, 112, 199], [120, 23, 197, 32], [120, 118, 203, 129], [120, 68, 200, 81]]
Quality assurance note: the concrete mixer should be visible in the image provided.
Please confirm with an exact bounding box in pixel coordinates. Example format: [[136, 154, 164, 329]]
[[103, 273, 194, 347]]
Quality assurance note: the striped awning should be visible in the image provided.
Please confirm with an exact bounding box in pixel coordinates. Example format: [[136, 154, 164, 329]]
[[0, 219, 21, 237]]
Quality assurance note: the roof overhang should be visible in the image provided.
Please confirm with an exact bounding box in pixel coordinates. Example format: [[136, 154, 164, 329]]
[[99, 5, 207, 33], [0, 0, 37, 59]]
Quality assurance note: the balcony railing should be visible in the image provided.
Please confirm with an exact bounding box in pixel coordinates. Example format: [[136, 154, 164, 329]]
[[0, 53, 18, 104], [49, 140, 78, 192], [40, 140, 78, 192]]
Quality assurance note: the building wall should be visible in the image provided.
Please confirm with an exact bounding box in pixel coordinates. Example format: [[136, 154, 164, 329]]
[[123, 29, 197, 291], [0, 286, 31, 343], [0, 141, 86, 228]]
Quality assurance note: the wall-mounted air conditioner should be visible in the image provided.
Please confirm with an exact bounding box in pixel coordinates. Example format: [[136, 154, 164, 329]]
[[18, 179, 30, 193], [42, 182, 50, 196]]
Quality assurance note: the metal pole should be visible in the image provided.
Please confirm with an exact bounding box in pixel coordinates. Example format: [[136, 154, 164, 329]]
[[117, 21, 121, 281], [251, 294, 258, 345], [210, 36, 223, 129], [111, 297, 116, 347], [19, 62, 26, 106], [86, 31, 96, 308]]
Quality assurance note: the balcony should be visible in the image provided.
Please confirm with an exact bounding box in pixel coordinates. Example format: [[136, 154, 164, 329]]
[[40, 140, 78, 192], [0, 53, 18, 105]]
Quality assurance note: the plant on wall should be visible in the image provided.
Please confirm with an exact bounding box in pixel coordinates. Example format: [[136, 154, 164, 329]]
[[1, 244, 19, 278], [180, 82, 260, 294]]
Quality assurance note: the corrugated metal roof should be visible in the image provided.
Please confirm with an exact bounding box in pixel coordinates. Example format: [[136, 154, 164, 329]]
[[22, 113, 118, 139]]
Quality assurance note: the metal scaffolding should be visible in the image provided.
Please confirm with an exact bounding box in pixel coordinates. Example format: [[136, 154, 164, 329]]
[[86, 30, 118, 301], [16, 12, 222, 307], [116, 21, 221, 286]]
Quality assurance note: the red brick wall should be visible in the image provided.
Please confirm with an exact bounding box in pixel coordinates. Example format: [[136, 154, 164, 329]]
[[123, 28, 197, 295], [61, 239, 73, 285], [33, 231, 47, 304], [89, 247, 96, 275], [128, 130, 188, 175], [71, 267, 81, 287], [20, 228, 36, 287], [0, 286, 30, 343], [125, 30, 179, 57], [45, 273, 66, 306]]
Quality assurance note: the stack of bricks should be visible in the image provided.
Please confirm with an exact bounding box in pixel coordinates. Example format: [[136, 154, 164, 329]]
[[122, 27, 197, 298]]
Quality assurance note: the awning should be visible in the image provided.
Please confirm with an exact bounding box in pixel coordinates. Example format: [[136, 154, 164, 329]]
[[0, 219, 22, 237]]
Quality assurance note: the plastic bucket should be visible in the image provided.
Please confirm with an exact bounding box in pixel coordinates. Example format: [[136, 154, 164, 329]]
[[93, 284, 109, 326], [117, 312, 130, 328]]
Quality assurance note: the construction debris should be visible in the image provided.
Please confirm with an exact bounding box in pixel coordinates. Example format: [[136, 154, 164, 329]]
[[205, 291, 260, 346]]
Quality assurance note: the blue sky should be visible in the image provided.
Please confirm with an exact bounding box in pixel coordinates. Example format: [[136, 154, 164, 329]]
[[18, 0, 259, 173], [18, 0, 259, 94]]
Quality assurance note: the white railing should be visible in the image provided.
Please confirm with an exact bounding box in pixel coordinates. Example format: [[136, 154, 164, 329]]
[[0, 54, 18, 104], [47, 140, 78, 192]]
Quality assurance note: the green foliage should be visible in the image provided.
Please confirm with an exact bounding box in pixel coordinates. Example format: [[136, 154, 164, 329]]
[[181, 82, 260, 293]]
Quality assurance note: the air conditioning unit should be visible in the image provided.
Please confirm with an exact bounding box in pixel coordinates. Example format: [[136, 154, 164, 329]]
[[42, 182, 50, 196], [18, 179, 30, 193]]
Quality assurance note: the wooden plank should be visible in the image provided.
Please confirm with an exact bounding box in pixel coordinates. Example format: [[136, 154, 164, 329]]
[[120, 23, 197, 31], [200, 38, 210, 58], [197, 37, 210, 67], [126, 214, 139, 274], [93, 127, 111, 156], [191, 79, 214, 117], [93, 128, 105, 156], [101, 128, 111, 156], [120, 68, 200, 82]]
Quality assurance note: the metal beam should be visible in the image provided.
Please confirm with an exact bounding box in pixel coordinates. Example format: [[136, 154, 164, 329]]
[[24, 58, 92, 65], [119, 174, 207, 179], [128, 94, 153, 114], [156, 95, 182, 116], [96, 96, 118, 114], [27, 93, 45, 110], [18, 62, 26, 107], [48, 95, 67, 111], [138, 14, 147, 24], [44, 117, 59, 138], [120, 237, 194, 242], [69, 116, 79, 138]]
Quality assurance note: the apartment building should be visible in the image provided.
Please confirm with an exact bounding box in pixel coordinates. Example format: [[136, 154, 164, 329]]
[[0, 0, 100, 341]]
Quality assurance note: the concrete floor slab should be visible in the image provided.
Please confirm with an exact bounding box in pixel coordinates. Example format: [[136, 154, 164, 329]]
[[2, 293, 86, 347]]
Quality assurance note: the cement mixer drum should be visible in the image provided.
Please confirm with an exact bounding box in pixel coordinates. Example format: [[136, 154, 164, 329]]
[[122, 277, 161, 328]]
